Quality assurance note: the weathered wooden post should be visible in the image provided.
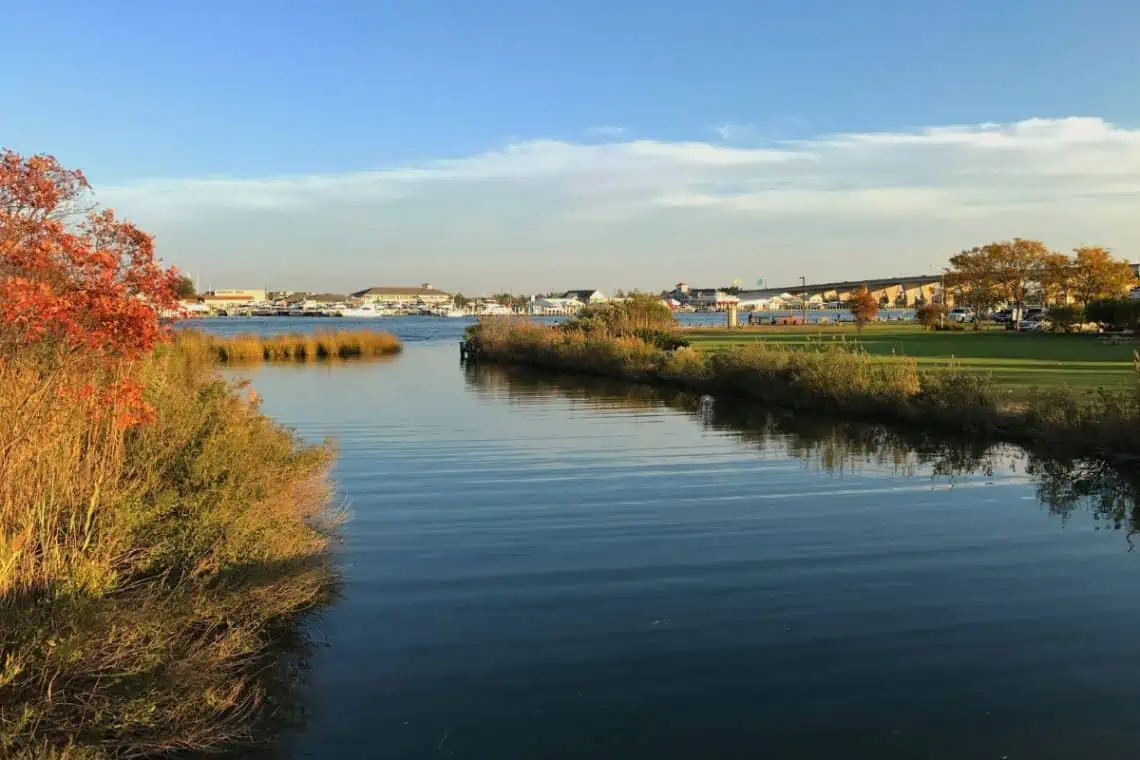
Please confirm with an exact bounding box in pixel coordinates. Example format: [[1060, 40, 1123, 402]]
[[726, 302, 738, 329]]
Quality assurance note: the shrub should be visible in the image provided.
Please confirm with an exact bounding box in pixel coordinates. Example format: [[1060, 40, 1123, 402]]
[[633, 328, 690, 351], [1086, 299, 1140, 332], [1, 343, 339, 759], [564, 294, 676, 336], [1047, 304, 1085, 332], [917, 303, 947, 330], [848, 286, 879, 331]]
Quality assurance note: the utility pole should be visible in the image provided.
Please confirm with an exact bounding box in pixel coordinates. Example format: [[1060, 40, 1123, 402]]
[[939, 273, 946, 329], [800, 276, 807, 325]]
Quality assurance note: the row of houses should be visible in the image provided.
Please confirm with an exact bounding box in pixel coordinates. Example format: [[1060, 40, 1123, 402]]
[[181, 284, 614, 315]]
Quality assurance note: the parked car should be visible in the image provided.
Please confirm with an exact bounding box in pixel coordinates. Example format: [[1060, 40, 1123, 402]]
[[948, 308, 975, 323], [993, 309, 1013, 324], [1016, 313, 1050, 332]]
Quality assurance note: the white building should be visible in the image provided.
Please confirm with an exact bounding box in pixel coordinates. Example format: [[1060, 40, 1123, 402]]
[[688, 289, 740, 309], [560, 289, 607, 305], [529, 297, 583, 315], [351, 284, 453, 305]]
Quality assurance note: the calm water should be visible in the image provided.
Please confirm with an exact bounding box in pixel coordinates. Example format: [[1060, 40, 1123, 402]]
[[229, 338, 1140, 760]]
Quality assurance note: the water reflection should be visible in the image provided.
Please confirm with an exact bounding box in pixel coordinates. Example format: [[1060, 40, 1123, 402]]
[[465, 362, 1140, 547]]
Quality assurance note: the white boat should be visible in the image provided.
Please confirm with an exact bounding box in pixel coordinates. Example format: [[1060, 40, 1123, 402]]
[[340, 305, 392, 318], [441, 309, 468, 318]]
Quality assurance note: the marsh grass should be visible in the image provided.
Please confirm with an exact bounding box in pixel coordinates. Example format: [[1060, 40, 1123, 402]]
[[470, 318, 1140, 462], [1, 343, 342, 758], [176, 329, 402, 363]]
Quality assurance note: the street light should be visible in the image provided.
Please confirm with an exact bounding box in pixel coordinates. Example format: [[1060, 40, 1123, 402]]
[[800, 276, 807, 325]]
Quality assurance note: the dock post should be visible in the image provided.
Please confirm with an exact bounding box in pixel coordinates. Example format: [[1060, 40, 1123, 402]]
[[726, 303, 738, 329]]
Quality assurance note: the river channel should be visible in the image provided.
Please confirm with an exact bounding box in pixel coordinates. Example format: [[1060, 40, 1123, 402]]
[[219, 323, 1140, 759]]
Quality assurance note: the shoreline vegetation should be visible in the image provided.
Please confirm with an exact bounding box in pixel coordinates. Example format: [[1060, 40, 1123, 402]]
[[175, 329, 402, 363], [2, 150, 341, 758], [465, 297, 1140, 465]]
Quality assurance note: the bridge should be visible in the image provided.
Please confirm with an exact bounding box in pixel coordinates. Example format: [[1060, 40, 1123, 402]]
[[738, 274, 947, 308]]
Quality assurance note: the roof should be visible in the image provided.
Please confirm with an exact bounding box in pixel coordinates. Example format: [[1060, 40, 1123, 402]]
[[561, 289, 603, 299], [351, 285, 452, 297], [201, 294, 257, 301]]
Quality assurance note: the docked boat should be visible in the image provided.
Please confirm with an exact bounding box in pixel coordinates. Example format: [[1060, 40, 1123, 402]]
[[340, 305, 392, 318]]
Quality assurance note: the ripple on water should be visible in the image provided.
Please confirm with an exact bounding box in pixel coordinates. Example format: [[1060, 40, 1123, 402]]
[[235, 343, 1140, 760]]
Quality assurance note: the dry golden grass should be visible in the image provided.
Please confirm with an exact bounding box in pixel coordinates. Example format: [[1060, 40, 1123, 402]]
[[1, 342, 341, 758], [175, 328, 402, 363]]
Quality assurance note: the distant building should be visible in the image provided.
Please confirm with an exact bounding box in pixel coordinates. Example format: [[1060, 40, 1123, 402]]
[[529, 297, 584, 315], [560, 289, 607, 305], [668, 283, 742, 309], [351, 283, 452, 305], [286, 292, 349, 308], [209, 288, 267, 303], [200, 293, 261, 309], [687, 288, 740, 308]]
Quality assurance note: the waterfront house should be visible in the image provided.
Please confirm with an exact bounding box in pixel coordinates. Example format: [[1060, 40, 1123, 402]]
[[351, 284, 453, 306], [560, 289, 607, 305], [529, 297, 583, 315], [688, 289, 740, 309]]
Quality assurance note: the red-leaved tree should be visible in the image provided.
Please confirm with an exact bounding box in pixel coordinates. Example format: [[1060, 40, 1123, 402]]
[[1, 149, 180, 426]]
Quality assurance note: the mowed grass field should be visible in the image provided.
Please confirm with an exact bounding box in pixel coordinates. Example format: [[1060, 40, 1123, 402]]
[[684, 323, 1138, 392]]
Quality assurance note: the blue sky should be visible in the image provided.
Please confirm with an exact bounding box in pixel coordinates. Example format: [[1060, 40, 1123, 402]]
[[4, 1, 1139, 293]]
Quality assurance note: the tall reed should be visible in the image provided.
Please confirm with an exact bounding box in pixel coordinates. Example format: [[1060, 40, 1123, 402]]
[[1, 343, 340, 759], [175, 329, 402, 363]]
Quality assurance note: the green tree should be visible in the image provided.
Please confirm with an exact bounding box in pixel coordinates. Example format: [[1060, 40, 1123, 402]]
[[453, 292, 471, 308], [174, 274, 197, 299]]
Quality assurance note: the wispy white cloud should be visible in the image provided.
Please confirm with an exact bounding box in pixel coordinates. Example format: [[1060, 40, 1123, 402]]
[[713, 122, 755, 142], [99, 117, 1140, 292], [587, 125, 629, 138]]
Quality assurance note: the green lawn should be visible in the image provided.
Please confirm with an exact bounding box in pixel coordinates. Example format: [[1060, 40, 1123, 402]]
[[684, 323, 1139, 391]]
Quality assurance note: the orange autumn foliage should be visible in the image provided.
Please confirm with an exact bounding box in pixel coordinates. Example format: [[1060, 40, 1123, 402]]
[[1, 149, 179, 359], [1, 149, 179, 427]]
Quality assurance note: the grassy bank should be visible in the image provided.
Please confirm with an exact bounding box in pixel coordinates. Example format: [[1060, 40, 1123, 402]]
[[175, 329, 402, 363], [1, 343, 340, 758], [685, 323, 1138, 391], [468, 318, 1140, 463]]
